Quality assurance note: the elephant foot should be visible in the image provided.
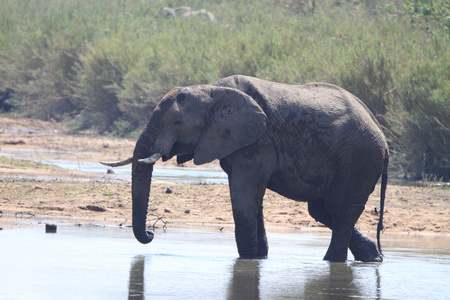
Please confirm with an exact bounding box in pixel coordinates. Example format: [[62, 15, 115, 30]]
[[238, 246, 268, 259], [353, 251, 383, 262], [350, 241, 383, 262], [323, 251, 348, 262], [349, 228, 383, 262], [256, 240, 268, 259], [238, 254, 267, 260]]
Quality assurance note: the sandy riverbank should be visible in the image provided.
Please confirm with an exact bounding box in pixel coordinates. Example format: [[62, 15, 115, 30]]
[[1, 116, 449, 235]]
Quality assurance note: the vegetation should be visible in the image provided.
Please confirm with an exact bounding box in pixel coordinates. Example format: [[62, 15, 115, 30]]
[[0, 156, 49, 169], [0, 0, 448, 180]]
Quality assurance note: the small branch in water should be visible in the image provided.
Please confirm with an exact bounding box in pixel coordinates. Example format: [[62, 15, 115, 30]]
[[148, 213, 167, 229], [115, 210, 128, 227]]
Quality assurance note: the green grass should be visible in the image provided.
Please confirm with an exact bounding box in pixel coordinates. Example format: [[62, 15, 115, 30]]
[[0, 0, 449, 180]]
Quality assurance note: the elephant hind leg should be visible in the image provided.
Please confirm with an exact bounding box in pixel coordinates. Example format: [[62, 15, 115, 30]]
[[324, 224, 354, 262], [328, 191, 374, 262], [308, 199, 332, 228], [308, 200, 353, 262], [308, 199, 382, 262]]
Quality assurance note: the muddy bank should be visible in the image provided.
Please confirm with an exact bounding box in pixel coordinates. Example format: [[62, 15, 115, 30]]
[[1, 177, 449, 235], [0, 116, 449, 234]]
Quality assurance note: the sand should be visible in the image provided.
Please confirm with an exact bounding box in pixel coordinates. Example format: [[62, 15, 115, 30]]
[[1, 116, 449, 235]]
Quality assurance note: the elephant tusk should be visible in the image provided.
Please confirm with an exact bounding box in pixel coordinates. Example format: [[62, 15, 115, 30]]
[[100, 157, 133, 167], [138, 153, 162, 164]]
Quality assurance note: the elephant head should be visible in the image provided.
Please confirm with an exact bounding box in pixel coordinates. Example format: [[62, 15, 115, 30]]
[[102, 85, 267, 244]]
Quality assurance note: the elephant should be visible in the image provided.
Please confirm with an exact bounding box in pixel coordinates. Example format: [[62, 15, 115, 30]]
[[101, 75, 388, 262]]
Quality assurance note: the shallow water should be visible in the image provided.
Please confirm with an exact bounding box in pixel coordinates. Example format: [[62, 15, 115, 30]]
[[0, 226, 448, 299], [0, 149, 228, 184], [44, 159, 228, 184]]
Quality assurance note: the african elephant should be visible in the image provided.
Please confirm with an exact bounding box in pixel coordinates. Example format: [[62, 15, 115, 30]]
[[102, 75, 388, 262]]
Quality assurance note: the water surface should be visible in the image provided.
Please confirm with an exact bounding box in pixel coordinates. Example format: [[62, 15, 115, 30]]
[[0, 148, 228, 184], [0, 226, 448, 299]]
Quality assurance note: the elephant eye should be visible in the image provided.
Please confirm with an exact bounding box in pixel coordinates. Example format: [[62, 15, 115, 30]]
[[174, 120, 182, 126]]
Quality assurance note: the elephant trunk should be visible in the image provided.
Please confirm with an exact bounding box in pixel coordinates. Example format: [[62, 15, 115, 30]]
[[131, 145, 155, 244]]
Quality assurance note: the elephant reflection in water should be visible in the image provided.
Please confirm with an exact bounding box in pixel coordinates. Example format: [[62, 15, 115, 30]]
[[227, 260, 382, 299], [227, 259, 261, 299], [128, 256, 145, 300], [126, 254, 381, 299], [303, 263, 382, 299]]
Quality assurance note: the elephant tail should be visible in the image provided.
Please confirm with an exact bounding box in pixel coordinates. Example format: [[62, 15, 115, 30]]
[[377, 149, 389, 256]]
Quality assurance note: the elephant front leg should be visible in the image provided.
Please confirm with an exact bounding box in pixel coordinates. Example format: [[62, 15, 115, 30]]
[[221, 143, 274, 259], [228, 169, 269, 259], [232, 208, 260, 259], [232, 201, 268, 259], [256, 205, 268, 258]]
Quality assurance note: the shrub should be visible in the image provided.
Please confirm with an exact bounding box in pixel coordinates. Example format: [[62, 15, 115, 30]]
[[0, 0, 449, 180], [389, 57, 450, 180]]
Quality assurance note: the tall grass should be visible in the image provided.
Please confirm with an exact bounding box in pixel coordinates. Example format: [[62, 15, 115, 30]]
[[0, 0, 448, 180]]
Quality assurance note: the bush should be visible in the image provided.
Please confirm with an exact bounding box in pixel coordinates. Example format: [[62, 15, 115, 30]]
[[0, 0, 449, 180], [389, 57, 450, 180]]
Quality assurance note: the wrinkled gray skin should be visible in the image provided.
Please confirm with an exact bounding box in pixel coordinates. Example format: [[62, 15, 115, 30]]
[[121, 75, 389, 262]]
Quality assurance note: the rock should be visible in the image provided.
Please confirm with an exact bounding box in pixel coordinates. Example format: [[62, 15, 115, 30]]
[[156, 6, 215, 21], [184, 209, 191, 214], [165, 187, 173, 194], [164, 208, 171, 213], [3, 140, 25, 145], [45, 224, 57, 233], [79, 205, 106, 212]]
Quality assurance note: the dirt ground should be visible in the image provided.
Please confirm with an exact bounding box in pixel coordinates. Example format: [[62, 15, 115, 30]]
[[1, 116, 449, 235]]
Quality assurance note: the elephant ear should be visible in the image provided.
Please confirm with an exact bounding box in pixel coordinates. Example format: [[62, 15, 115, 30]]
[[194, 87, 268, 165]]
